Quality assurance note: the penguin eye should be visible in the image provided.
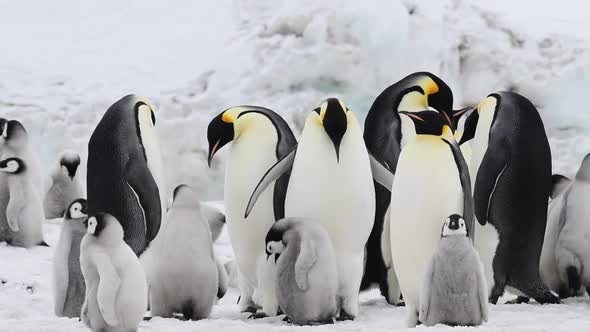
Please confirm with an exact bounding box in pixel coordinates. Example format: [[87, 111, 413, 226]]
[[267, 243, 272, 252]]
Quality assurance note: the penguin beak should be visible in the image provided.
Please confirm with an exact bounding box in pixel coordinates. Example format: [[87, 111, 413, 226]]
[[457, 109, 479, 145], [322, 104, 348, 163], [207, 112, 235, 167], [81, 204, 88, 216], [398, 111, 424, 122], [274, 253, 280, 263]]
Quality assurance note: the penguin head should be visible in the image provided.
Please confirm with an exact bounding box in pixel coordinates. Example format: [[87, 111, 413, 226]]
[[207, 106, 279, 167], [0, 157, 25, 174], [59, 150, 81, 179], [442, 214, 467, 237], [311, 98, 349, 162], [84, 213, 124, 242], [399, 110, 453, 138], [398, 72, 453, 126], [66, 198, 88, 220], [451, 107, 475, 143], [171, 184, 200, 209], [457, 94, 499, 145], [2, 120, 29, 149], [265, 225, 286, 263]]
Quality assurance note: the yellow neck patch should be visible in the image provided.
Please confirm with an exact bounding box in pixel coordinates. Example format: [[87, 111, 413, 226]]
[[418, 76, 439, 95], [476, 96, 498, 113]]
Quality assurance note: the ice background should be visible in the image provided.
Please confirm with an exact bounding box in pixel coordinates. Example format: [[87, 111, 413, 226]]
[[1, 0, 590, 330]]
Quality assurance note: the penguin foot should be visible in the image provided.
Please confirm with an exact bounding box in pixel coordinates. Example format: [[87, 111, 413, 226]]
[[489, 281, 506, 304], [241, 306, 258, 314], [533, 291, 561, 304], [282, 316, 292, 323], [336, 310, 355, 321], [505, 296, 530, 304], [248, 312, 268, 319], [395, 301, 406, 307], [143, 316, 153, 321]]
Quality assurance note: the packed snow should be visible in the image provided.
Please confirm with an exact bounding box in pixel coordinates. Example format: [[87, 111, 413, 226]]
[[2, 0, 590, 331]]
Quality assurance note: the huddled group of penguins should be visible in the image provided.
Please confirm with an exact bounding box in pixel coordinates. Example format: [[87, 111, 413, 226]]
[[2, 72, 589, 331]]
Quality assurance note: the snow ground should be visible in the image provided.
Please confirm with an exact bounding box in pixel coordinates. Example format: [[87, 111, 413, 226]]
[[1, 219, 590, 332]]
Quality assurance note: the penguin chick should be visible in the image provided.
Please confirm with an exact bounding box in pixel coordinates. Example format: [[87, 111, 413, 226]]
[[419, 214, 488, 327], [0, 157, 46, 248], [148, 185, 220, 320], [266, 218, 338, 325], [53, 198, 88, 317], [80, 213, 147, 332], [44, 150, 83, 219]]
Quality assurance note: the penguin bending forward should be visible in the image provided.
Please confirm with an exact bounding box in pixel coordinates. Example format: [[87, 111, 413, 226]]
[[363, 72, 454, 303], [80, 213, 147, 332], [87, 95, 166, 256], [207, 106, 297, 316], [53, 198, 88, 318], [266, 218, 338, 325], [419, 214, 488, 327], [246, 98, 394, 320], [459, 92, 560, 304], [44, 151, 83, 219]]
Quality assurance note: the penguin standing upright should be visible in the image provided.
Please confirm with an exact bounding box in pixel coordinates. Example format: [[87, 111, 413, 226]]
[[363, 72, 454, 303], [459, 91, 560, 304], [207, 106, 297, 316], [44, 150, 83, 219], [386, 111, 473, 326], [87, 95, 166, 256], [246, 98, 378, 320]]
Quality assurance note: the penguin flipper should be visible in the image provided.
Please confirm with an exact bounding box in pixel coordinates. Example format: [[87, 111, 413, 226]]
[[473, 140, 509, 227], [444, 139, 475, 242], [294, 235, 317, 291], [551, 174, 571, 199], [477, 258, 489, 322], [126, 158, 162, 243], [53, 232, 71, 316], [245, 148, 296, 218], [369, 153, 394, 191], [94, 251, 121, 326], [216, 258, 228, 299]]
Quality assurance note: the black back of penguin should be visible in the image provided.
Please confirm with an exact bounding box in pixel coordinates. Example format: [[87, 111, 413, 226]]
[[87, 95, 162, 256]]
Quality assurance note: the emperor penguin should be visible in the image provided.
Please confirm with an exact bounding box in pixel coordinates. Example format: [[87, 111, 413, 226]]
[[387, 111, 473, 327], [246, 98, 386, 320], [148, 185, 221, 320], [265, 218, 338, 325], [53, 198, 88, 318], [87, 95, 166, 256], [542, 155, 590, 298], [419, 214, 488, 327], [207, 105, 297, 316], [0, 157, 46, 248], [44, 150, 83, 219], [459, 92, 560, 304], [363, 72, 453, 303], [0, 120, 44, 244], [80, 213, 148, 332]]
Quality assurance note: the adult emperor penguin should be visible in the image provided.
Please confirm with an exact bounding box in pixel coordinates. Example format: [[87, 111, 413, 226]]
[[387, 111, 473, 327], [80, 213, 147, 332], [0, 157, 47, 248], [44, 150, 83, 219], [265, 218, 338, 325], [53, 198, 88, 318], [246, 98, 382, 320], [207, 105, 297, 316], [459, 91, 560, 304], [362, 72, 453, 302], [87, 95, 166, 256]]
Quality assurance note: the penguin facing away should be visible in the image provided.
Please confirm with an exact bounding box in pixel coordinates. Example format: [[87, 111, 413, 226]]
[[87, 95, 166, 256], [80, 213, 148, 332], [266, 218, 338, 325], [53, 198, 88, 318], [419, 214, 488, 327], [207, 105, 297, 316], [362, 72, 454, 301], [386, 110, 473, 327], [44, 150, 83, 219], [459, 91, 560, 304], [0, 157, 46, 248], [246, 98, 395, 320], [148, 185, 220, 320]]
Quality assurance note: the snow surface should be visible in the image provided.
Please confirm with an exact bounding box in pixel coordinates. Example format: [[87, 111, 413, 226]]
[[1, 218, 590, 332]]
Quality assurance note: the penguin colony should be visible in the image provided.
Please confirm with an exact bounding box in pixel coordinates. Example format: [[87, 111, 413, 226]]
[[4, 71, 588, 330]]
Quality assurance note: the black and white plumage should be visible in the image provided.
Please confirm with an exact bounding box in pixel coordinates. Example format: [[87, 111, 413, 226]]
[[53, 198, 88, 318], [44, 150, 83, 219], [80, 213, 147, 332], [266, 218, 337, 325], [419, 215, 488, 327]]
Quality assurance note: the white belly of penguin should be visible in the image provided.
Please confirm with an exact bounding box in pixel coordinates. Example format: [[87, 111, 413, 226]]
[[225, 133, 277, 285], [389, 139, 463, 310], [285, 124, 374, 254]]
